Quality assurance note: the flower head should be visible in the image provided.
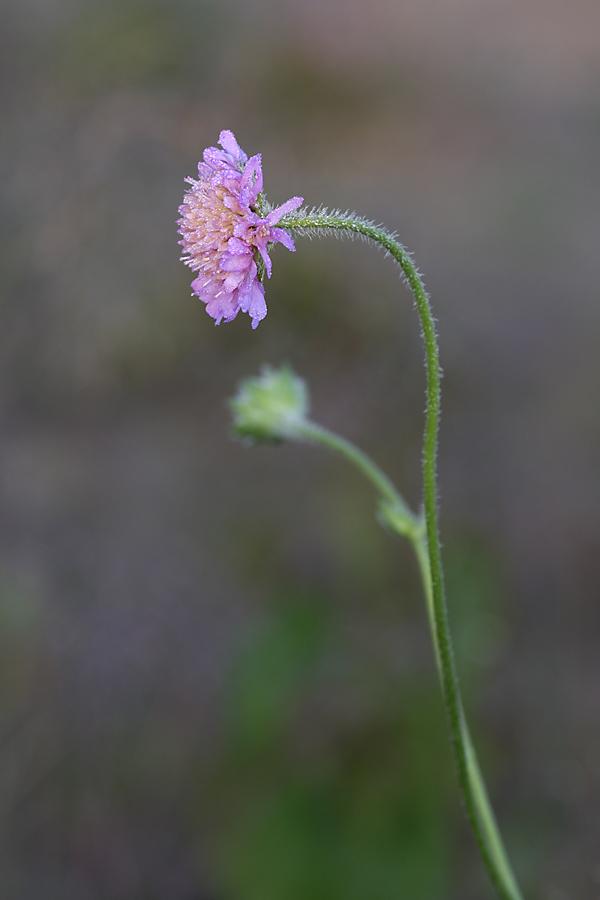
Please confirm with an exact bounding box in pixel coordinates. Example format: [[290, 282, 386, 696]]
[[177, 130, 303, 328], [229, 365, 309, 443]]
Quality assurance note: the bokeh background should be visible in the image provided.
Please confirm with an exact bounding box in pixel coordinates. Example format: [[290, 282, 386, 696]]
[[2, 0, 600, 897]]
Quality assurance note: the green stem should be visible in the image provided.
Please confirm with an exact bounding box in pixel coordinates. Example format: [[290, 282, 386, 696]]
[[285, 211, 524, 900], [291, 419, 418, 535], [412, 533, 522, 900]]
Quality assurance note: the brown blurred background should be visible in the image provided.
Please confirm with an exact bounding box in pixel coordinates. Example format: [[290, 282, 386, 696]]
[[1, 0, 600, 897]]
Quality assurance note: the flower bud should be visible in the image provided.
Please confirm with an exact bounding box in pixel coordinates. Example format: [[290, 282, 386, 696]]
[[229, 365, 309, 443]]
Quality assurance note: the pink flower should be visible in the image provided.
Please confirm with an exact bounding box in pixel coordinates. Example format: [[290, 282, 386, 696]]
[[177, 130, 303, 328]]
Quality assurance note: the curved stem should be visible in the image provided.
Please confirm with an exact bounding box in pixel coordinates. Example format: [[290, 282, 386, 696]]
[[291, 419, 418, 535], [285, 211, 524, 900]]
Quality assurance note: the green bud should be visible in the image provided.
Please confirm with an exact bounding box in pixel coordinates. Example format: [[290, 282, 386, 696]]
[[377, 498, 422, 541], [229, 365, 309, 443]]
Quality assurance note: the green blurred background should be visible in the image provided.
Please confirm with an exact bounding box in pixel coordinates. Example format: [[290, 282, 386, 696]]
[[1, 0, 600, 897]]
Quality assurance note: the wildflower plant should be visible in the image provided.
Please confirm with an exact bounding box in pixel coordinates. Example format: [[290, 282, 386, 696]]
[[179, 131, 525, 900]]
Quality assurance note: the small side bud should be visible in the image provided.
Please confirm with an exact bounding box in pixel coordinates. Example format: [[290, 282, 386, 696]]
[[229, 364, 309, 443], [377, 498, 422, 541]]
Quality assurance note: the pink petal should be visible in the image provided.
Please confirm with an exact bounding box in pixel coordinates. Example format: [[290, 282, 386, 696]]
[[237, 263, 259, 312], [253, 235, 272, 278], [191, 275, 217, 299], [218, 130, 247, 166], [270, 227, 296, 252], [221, 250, 252, 272], [205, 291, 239, 325], [248, 282, 267, 328], [223, 271, 245, 292], [225, 236, 251, 255], [239, 155, 263, 208], [203, 147, 232, 171], [238, 273, 267, 328], [232, 221, 252, 240], [265, 196, 303, 225]]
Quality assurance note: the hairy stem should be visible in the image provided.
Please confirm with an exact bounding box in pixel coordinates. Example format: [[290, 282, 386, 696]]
[[285, 210, 524, 900], [291, 419, 418, 535]]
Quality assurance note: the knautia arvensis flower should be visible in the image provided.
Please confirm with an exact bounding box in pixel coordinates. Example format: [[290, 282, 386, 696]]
[[179, 132, 526, 900], [177, 130, 302, 328]]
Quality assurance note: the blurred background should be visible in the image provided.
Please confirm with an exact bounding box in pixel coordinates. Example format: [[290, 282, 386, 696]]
[[1, 0, 600, 897]]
